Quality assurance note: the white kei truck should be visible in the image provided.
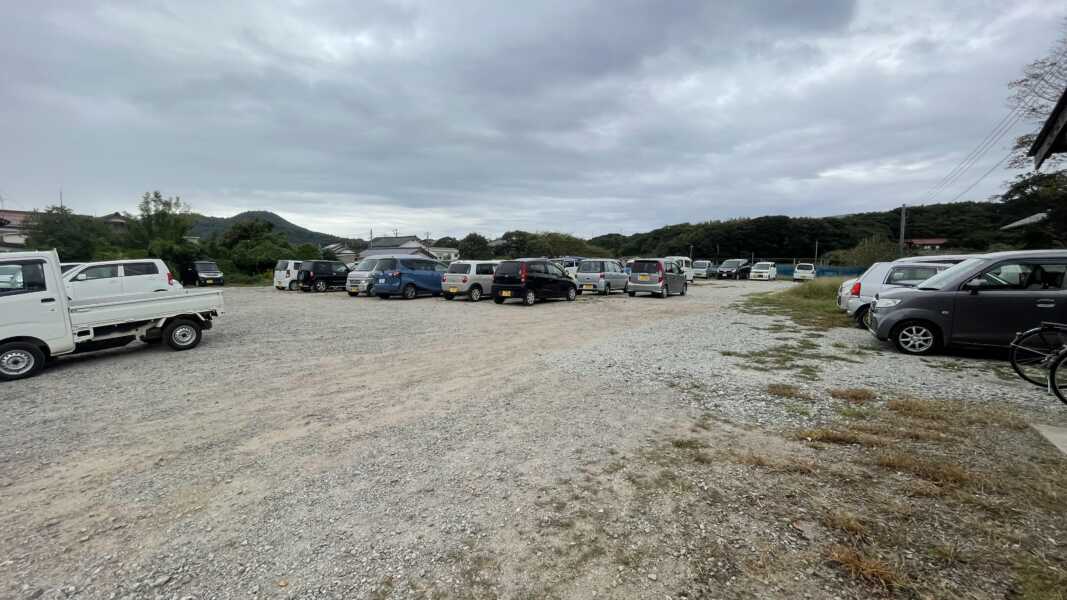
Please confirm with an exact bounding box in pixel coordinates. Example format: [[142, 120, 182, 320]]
[[0, 251, 224, 381]]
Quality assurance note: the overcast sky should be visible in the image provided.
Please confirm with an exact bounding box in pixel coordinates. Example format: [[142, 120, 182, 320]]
[[1, 1, 1064, 239]]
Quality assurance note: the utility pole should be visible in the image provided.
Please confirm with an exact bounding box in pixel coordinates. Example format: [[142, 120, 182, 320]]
[[814, 239, 819, 264], [59, 186, 64, 209], [689, 244, 693, 259], [393, 228, 399, 238], [898, 204, 907, 257]]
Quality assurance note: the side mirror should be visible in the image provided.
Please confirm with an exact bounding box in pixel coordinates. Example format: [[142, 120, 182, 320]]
[[963, 278, 984, 294], [75, 273, 87, 281]]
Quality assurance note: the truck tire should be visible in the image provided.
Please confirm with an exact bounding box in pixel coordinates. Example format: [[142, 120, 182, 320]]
[[0, 342, 46, 381], [164, 319, 202, 351]]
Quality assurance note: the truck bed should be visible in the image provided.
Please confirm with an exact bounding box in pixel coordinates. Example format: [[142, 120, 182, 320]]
[[69, 290, 225, 328]]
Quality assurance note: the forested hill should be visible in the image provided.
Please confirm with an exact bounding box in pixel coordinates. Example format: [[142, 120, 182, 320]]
[[588, 200, 1040, 259], [190, 211, 342, 246]]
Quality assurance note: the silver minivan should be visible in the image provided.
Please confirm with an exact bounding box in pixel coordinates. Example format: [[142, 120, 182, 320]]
[[627, 258, 687, 298], [442, 260, 499, 302], [346, 257, 382, 297], [575, 259, 628, 295]]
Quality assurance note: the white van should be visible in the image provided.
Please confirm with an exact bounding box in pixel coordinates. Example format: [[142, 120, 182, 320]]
[[274, 259, 302, 290], [63, 259, 181, 301], [665, 256, 694, 282]]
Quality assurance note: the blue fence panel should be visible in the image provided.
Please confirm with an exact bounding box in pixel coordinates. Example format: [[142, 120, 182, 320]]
[[773, 265, 866, 278]]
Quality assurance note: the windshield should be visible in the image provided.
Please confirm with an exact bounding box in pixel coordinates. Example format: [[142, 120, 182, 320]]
[[917, 258, 985, 290], [448, 263, 472, 274], [720, 259, 742, 268], [274, 260, 289, 270], [60, 264, 80, 273], [353, 258, 378, 272], [753, 262, 773, 269], [195, 262, 219, 271], [578, 261, 604, 273], [631, 261, 660, 274], [693, 261, 709, 268]]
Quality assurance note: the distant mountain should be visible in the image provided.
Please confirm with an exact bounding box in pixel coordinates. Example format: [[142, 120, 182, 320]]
[[190, 211, 344, 246]]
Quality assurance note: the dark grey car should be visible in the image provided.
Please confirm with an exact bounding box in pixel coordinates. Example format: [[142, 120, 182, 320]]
[[869, 250, 1067, 355], [627, 258, 687, 298]]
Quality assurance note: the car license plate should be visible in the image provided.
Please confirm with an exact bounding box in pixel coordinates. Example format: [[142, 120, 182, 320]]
[[378, 278, 385, 283], [583, 284, 594, 290], [500, 290, 512, 297], [205, 279, 213, 284], [449, 287, 458, 293], [639, 274, 649, 281]]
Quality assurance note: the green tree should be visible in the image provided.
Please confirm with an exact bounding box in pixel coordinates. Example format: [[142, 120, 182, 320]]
[[125, 191, 198, 273], [457, 233, 492, 259], [293, 243, 322, 261], [824, 236, 899, 267], [24, 206, 116, 261]]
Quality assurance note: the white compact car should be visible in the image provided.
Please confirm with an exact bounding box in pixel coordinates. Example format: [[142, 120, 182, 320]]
[[793, 263, 816, 281], [692, 260, 716, 279], [63, 259, 182, 301], [748, 262, 777, 280], [274, 259, 302, 290]]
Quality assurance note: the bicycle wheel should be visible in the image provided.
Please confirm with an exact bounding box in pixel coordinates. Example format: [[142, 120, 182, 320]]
[[1010, 328, 1067, 387], [1047, 348, 1067, 406]]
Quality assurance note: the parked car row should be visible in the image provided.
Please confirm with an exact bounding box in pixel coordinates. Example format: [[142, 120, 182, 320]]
[[277, 255, 714, 305], [835, 250, 1067, 357]]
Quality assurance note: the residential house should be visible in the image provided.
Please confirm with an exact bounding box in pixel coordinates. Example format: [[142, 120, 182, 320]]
[[904, 238, 948, 251], [358, 236, 437, 260], [429, 246, 460, 262], [0, 209, 32, 251], [322, 242, 358, 265]]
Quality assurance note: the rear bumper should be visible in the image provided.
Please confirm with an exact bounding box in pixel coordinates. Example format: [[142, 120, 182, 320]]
[[442, 282, 473, 294], [577, 280, 606, 292], [629, 282, 665, 294], [793, 274, 815, 280]]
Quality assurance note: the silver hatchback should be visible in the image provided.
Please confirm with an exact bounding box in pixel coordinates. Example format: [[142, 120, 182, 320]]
[[441, 260, 499, 302], [627, 258, 687, 298], [575, 259, 628, 295]]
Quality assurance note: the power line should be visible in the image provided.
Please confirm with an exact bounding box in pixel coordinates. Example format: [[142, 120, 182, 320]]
[[944, 149, 1012, 205], [921, 45, 1067, 204]]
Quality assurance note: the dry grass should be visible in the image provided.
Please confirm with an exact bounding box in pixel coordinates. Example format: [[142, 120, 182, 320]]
[[887, 397, 1026, 431], [794, 428, 887, 447], [767, 383, 809, 399], [670, 438, 707, 450], [849, 421, 949, 443], [824, 511, 866, 536], [876, 451, 972, 485], [826, 544, 901, 589], [830, 387, 876, 404], [735, 451, 770, 467]]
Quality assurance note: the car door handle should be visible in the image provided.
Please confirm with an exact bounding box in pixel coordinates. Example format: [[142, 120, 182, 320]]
[[41, 297, 56, 303], [1037, 299, 1056, 308]]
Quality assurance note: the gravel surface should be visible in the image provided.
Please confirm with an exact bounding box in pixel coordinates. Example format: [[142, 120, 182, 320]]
[[1, 282, 1062, 599]]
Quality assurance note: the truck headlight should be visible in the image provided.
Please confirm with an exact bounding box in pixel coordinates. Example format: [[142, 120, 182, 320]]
[[875, 298, 901, 309]]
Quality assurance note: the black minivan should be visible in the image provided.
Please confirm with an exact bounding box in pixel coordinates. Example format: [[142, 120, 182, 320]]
[[297, 260, 350, 292], [492, 258, 577, 306]]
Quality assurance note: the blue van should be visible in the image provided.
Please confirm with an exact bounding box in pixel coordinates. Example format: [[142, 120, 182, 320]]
[[373, 257, 448, 299]]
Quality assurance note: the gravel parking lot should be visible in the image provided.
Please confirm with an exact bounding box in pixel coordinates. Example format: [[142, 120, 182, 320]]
[[3, 282, 1065, 599]]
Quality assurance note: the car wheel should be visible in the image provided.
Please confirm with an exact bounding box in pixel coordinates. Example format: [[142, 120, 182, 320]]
[[892, 321, 939, 356], [469, 286, 482, 302], [566, 286, 577, 301], [347, 292, 358, 297], [315, 280, 327, 292], [289, 281, 299, 291], [628, 291, 636, 297], [443, 293, 454, 300], [0, 342, 45, 381], [164, 319, 202, 351], [853, 306, 870, 330], [523, 290, 536, 306], [493, 296, 506, 304], [402, 284, 417, 300], [680, 283, 687, 296], [660, 284, 669, 298]]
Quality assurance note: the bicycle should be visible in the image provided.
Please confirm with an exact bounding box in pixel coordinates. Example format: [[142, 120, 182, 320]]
[[1009, 322, 1067, 388]]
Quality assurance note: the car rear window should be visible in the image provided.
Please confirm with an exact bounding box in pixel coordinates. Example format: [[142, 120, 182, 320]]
[[376, 258, 398, 271], [796, 263, 814, 271], [122, 262, 159, 276], [496, 261, 521, 275], [631, 261, 660, 274], [448, 263, 472, 274], [887, 266, 942, 287], [578, 261, 604, 273]]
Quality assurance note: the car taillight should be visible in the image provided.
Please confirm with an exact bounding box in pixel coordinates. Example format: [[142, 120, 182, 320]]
[[657, 263, 664, 283], [850, 281, 861, 296], [520, 263, 527, 283], [391, 271, 401, 277], [599, 272, 605, 279], [462, 276, 469, 284], [442, 274, 447, 283], [167, 271, 174, 285], [309, 272, 316, 280]]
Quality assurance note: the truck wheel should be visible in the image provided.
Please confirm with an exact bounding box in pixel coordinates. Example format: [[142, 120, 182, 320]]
[[0, 342, 45, 381], [164, 319, 202, 351], [288, 281, 298, 291]]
